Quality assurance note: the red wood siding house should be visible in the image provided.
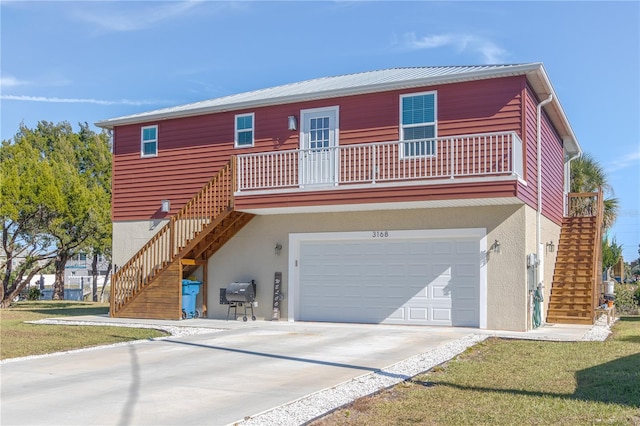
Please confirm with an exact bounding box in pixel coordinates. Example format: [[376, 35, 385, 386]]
[[98, 63, 585, 331]]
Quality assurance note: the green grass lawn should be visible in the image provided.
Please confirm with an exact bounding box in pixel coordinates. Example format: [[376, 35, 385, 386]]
[[313, 317, 640, 426], [0, 301, 167, 360]]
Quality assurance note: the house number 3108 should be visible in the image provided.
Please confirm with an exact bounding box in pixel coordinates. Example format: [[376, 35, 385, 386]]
[[372, 231, 389, 238]]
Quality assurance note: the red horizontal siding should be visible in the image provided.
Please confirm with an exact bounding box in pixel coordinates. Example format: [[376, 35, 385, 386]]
[[518, 85, 564, 225], [113, 76, 529, 221], [540, 106, 565, 225]]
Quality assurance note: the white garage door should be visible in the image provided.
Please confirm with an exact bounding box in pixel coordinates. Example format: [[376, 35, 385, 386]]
[[295, 231, 483, 327]]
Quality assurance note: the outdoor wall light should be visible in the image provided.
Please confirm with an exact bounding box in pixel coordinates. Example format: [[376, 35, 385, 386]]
[[546, 240, 555, 253], [490, 239, 501, 254], [274, 243, 283, 256], [287, 115, 297, 131], [161, 199, 170, 213]]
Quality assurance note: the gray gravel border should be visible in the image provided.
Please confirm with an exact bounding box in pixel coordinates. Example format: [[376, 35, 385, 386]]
[[580, 314, 615, 341]]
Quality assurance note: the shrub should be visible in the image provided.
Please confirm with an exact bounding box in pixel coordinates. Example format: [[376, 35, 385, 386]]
[[615, 283, 640, 315], [27, 287, 42, 301], [634, 285, 640, 306]]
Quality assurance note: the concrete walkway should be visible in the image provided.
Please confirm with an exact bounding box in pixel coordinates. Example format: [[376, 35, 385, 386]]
[[0, 317, 606, 426]]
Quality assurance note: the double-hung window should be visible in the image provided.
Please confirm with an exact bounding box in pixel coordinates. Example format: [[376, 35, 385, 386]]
[[235, 113, 254, 148], [400, 92, 437, 157], [141, 125, 158, 157]]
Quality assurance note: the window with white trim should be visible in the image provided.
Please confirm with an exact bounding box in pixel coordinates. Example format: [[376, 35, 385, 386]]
[[235, 113, 254, 148], [400, 92, 437, 157], [141, 125, 158, 157]]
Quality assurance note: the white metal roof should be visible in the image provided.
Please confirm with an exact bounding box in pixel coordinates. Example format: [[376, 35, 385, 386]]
[[96, 63, 580, 154]]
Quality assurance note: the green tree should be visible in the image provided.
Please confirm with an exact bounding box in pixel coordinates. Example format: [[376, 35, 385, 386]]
[[1, 131, 57, 306], [1, 121, 111, 306], [570, 152, 619, 231], [602, 236, 623, 280], [77, 123, 112, 301]]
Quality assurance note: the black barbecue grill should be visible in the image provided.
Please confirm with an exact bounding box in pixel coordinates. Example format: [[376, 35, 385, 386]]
[[221, 281, 256, 321]]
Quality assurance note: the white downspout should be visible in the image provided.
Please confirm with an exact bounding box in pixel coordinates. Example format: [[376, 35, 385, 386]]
[[564, 151, 581, 215], [536, 94, 553, 327]]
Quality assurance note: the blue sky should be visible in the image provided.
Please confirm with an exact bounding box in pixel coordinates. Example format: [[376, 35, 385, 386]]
[[1, 1, 639, 261]]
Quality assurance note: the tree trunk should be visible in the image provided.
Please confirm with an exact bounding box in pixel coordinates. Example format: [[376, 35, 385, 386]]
[[1, 267, 48, 308], [1, 246, 14, 305], [53, 253, 69, 300], [99, 263, 112, 303], [91, 253, 98, 302]]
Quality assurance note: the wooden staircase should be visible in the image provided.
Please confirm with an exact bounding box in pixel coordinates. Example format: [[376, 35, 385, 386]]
[[546, 190, 604, 325], [110, 160, 254, 320]]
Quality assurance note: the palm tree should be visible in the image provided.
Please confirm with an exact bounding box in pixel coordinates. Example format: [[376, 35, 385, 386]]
[[570, 152, 619, 231]]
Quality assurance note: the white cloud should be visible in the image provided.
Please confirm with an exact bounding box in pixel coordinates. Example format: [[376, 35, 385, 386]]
[[72, 0, 203, 32], [407, 34, 454, 49], [401, 32, 508, 64], [0, 95, 162, 106], [607, 149, 640, 172], [1, 74, 72, 89], [0, 76, 30, 88]]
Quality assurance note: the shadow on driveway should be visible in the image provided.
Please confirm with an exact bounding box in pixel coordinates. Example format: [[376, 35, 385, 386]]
[[164, 338, 411, 381]]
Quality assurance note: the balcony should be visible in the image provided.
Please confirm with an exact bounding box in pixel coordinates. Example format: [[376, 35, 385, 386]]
[[236, 131, 523, 195]]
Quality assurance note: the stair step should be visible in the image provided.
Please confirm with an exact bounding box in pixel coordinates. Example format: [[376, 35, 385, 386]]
[[550, 285, 592, 292], [561, 231, 595, 236], [550, 286, 592, 293], [556, 249, 593, 255], [558, 248, 593, 255], [554, 263, 593, 269], [547, 295, 592, 302], [561, 227, 595, 231], [561, 221, 595, 226], [556, 250, 595, 256], [553, 271, 594, 278], [560, 230, 595, 236], [563, 217, 596, 223], [551, 281, 592, 286], [552, 274, 593, 279], [556, 246, 593, 252], [546, 307, 592, 316], [548, 303, 592, 311], [546, 315, 594, 325], [558, 242, 594, 246]]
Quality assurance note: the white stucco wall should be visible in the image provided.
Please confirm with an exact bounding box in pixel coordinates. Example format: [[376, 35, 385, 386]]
[[112, 219, 169, 267], [207, 205, 532, 331], [112, 204, 561, 331]]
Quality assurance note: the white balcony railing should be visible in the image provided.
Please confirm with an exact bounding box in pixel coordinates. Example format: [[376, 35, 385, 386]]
[[236, 131, 523, 193]]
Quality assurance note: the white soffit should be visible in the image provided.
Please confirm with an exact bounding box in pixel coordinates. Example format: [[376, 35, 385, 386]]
[[236, 196, 525, 216]]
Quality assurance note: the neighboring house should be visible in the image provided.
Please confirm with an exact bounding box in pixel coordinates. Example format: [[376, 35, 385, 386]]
[[96, 63, 603, 331], [64, 252, 110, 284]]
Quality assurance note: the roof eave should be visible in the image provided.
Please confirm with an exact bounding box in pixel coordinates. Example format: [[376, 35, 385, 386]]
[[525, 65, 581, 156], [95, 63, 544, 129]]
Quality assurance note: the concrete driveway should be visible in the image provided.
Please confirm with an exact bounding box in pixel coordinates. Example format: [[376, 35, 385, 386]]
[[0, 319, 479, 426], [0, 318, 595, 426]]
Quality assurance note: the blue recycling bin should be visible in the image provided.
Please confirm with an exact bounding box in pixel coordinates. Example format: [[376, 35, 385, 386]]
[[181, 279, 202, 319]]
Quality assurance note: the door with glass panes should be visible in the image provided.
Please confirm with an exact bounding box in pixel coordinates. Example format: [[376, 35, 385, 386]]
[[300, 107, 338, 186]]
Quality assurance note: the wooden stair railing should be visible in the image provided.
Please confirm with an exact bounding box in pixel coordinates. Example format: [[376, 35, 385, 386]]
[[547, 188, 604, 325], [111, 160, 236, 316]]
